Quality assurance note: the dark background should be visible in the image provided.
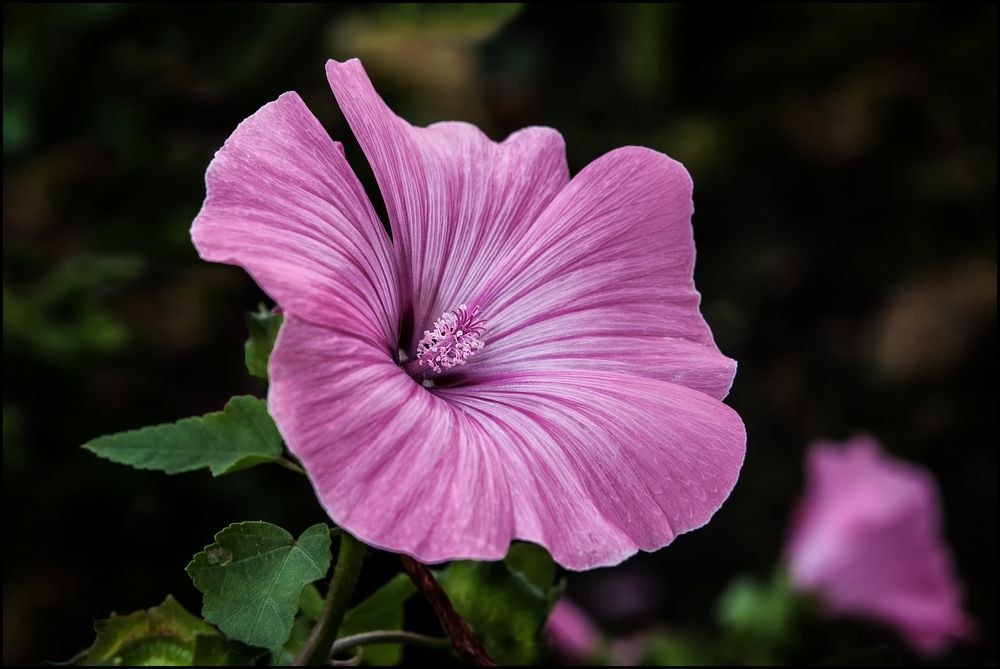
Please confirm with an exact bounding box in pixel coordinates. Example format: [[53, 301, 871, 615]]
[[3, 4, 996, 665]]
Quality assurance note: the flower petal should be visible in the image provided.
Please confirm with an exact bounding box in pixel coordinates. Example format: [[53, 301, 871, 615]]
[[192, 91, 399, 350], [325, 58, 569, 344], [786, 438, 974, 655], [440, 371, 746, 570], [546, 599, 600, 660], [269, 317, 746, 570], [465, 146, 735, 400], [269, 317, 515, 562]]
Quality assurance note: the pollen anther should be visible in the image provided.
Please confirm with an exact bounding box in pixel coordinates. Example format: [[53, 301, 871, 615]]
[[416, 304, 486, 373]]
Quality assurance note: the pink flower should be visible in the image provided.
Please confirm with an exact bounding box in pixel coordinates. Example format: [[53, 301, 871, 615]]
[[545, 599, 600, 661], [191, 59, 745, 570], [785, 436, 974, 654]]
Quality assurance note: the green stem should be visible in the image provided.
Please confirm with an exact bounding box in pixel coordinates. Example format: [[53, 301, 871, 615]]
[[331, 631, 450, 655], [293, 533, 366, 666], [275, 457, 306, 474]]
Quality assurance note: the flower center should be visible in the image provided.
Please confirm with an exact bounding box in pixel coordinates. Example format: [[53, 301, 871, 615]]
[[414, 304, 486, 374]]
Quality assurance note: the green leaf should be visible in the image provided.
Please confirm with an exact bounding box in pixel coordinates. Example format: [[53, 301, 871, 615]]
[[269, 615, 314, 666], [186, 522, 332, 652], [269, 586, 326, 666], [339, 573, 418, 665], [83, 395, 283, 476], [112, 636, 193, 666], [63, 595, 216, 666], [298, 583, 325, 621], [191, 635, 267, 666], [438, 559, 550, 665], [245, 304, 282, 379], [503, 542, 562, 606]]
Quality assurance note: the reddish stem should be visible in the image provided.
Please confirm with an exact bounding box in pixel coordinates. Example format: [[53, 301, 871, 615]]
[[399, 555, 497, 666]]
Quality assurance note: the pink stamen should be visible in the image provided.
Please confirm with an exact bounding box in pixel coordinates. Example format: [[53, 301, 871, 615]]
[[415, 304, 486, 374]]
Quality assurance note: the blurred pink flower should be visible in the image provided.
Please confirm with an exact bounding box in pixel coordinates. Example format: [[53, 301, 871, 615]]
[[546, 599, 600, 661], [785, 436, 974, 654], [191, 58, 745, 570]]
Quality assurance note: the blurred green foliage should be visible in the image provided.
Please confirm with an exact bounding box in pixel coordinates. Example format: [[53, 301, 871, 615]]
[[716, 570, 814, 664], [3, 255, 141, 360], [3, 3, 995, 666]]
